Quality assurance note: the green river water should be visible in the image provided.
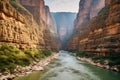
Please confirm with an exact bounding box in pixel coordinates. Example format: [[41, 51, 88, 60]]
[[14, 51, 120, 80]]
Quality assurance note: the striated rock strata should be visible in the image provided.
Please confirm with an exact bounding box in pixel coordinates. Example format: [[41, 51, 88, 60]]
[[18, 0, 60, 51], [0, 0, 44, 49], [66, 0, 105, 50], [66, 0, 120, 56], [0, 0, 60, 50]]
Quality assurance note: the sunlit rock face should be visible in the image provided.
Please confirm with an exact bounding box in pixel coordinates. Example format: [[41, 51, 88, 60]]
[[18, 0, 46, 26], [18, 0, 60, 51], [52, 12, 76, 48], [0, 0, 45, 49], [74, 0, 105, 30], [0, 0, 60, 51], [66, 0, 120, 56]]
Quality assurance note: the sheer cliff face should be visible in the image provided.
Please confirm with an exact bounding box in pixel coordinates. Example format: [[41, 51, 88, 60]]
[[44, 6, 60, 51], [45, 6, 57, 35], [18, 0, 46, 26], [66, 0, 120, 56], [0, 0, 60, 50], [74, 0, 105, 29], [17, 0, 60, 51], [66, 0, 105, 50]]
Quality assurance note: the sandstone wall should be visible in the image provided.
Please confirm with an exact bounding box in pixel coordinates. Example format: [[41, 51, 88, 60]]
[[45, 6, 60, 51], [74, 0, 105, 30], [66, 0, 120, 56], [0, 0, 43, 49], [0, 0, 60, 50]]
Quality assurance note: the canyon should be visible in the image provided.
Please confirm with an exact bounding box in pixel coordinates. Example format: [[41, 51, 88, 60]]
[[0, 0, 120, 79], [52, 12, 76, 49]]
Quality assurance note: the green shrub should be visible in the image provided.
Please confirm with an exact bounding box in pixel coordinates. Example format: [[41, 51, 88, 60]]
[[0, 44, 53, 73], [74, 50, 120, 66], [41, 50, 52, 57], [0, 44, 30, 72]]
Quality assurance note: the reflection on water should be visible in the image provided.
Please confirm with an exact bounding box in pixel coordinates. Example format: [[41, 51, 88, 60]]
[[14, 51, 120, 80]]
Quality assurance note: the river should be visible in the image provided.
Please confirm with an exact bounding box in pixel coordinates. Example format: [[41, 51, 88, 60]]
[[14, 51, 120, 80]]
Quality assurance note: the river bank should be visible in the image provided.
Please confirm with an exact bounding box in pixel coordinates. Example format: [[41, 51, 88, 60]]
[[12, 51, 120, 80], [0, 53, 59, 80], [77, 57, 120, 72]]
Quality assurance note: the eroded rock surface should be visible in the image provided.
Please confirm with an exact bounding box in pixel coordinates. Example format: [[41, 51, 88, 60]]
[[66, 0, 120, 56]]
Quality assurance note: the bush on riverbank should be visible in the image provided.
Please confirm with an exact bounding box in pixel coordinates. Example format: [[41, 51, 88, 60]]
[[71, 50, 120, 66], [0, 44, 52, 73]]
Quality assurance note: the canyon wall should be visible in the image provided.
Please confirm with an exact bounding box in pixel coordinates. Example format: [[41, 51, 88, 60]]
[[0, 0, 60, 51], [44, 6, 60, 51], [74, 0, 105, 30], [18, 0, 46, 26], [52, 12, 76, 48], [66, 0, 105, 50], [18, 0, 60, 51], [66, 0, 120, 56], [0, 0, 42, 49]]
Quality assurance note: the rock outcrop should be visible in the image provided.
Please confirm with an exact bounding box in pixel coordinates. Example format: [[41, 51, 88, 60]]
[[66, 0, 120, 56]]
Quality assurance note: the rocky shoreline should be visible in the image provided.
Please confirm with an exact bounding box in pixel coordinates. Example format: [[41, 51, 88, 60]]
[[77, 57, 120, 72], [0, 53, 59, 80]]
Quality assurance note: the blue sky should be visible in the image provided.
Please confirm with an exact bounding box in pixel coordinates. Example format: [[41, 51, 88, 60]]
[[45, 0, 80, 12]]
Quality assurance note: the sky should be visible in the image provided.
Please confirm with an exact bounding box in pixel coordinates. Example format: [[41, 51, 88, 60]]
[[45, 0, 80, 12]]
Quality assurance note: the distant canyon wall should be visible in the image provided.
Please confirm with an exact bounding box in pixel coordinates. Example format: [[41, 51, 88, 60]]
[[52, 12, 76, 48]]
